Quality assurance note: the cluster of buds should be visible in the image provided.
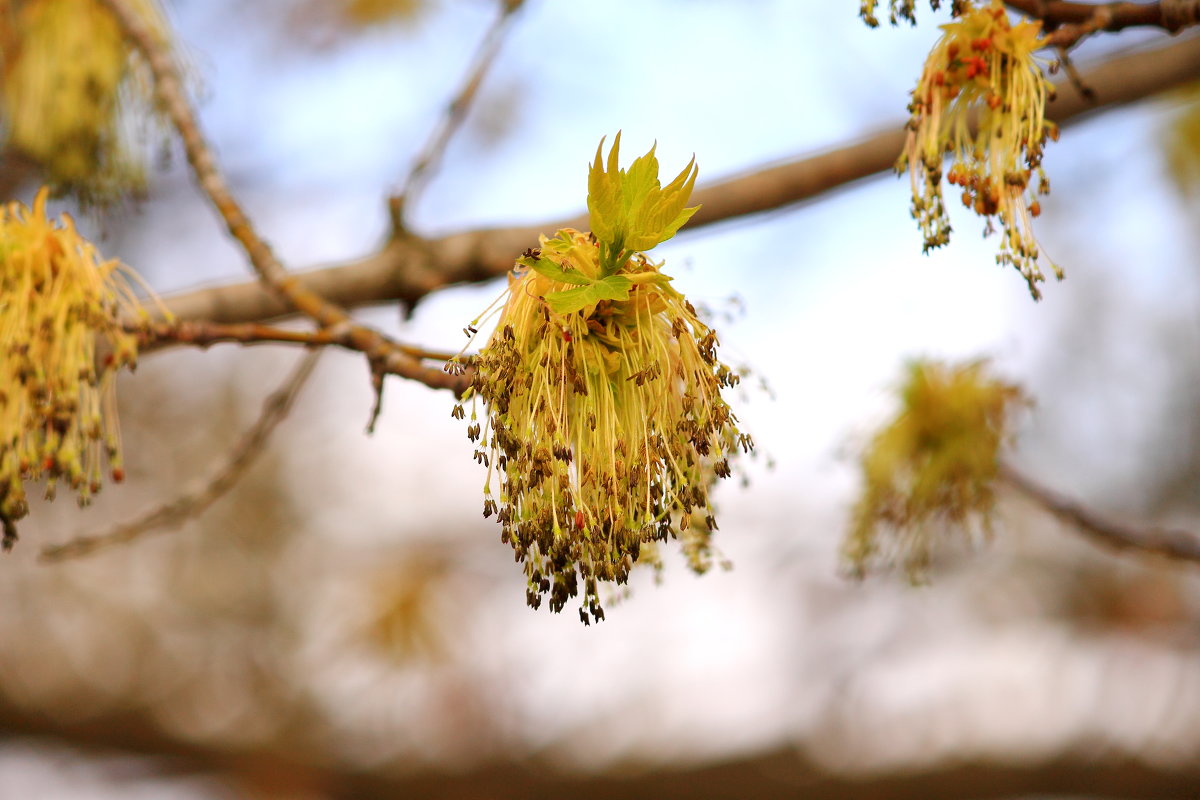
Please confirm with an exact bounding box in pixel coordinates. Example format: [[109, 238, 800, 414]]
[[860, 0, 969, 27], [453, 136, 751, 623], [0, 188, 153, 548], [898, 0, 1060, 299], [844, 359, 1025, 578], [0, 0, 171, 206]]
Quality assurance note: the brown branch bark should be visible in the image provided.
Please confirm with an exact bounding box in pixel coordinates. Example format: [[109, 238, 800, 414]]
[[158, 35, 1200, 329], [133, 320, 457, 361], [1007, 0, 1200, 35]]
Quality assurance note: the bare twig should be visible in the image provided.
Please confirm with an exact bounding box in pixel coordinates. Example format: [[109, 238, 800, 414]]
[[154, 36, 1200, 329], [40, 351, 322, 562], [999, 462, 1200, 564], [1053, 45, 1096, 101], [98, 0, 474, 396], [135, 319, 458, 362], [390, 0, 526, 230]]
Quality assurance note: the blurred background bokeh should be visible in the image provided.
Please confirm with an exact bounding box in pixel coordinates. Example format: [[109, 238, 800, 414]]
[[4, 0, 1200, 797]]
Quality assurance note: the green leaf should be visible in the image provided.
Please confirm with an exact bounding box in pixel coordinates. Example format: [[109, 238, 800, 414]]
[[622, 143, 660, 218], [544, 285, 599, 315], [588, 136, 619, 244], [524, 256, 593, 286], [593, 275, 632, 301], [542, 276, 632, 316]]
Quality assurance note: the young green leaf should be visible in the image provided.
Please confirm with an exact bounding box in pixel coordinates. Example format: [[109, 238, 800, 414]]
[[544, 286, 597, 316], [543, 275, 632, 316], [586, 133, 700, 264], [524, 255, 593, 286]]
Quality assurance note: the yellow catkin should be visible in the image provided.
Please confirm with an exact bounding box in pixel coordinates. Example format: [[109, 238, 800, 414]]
[[898, 0, 1060, 298], [456, 230, 750, 623], [0, 187, 152, 547]]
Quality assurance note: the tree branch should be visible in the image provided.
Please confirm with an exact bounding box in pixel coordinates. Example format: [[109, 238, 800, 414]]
[[39, 351, 322, 562], [134, 319, 457, 362], [999, 462, 1200, 563], [157, 35, 1200, 329], [1007, 1, 1200, 35]]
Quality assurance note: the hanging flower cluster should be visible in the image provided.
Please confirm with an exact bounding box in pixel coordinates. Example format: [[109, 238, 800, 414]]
[[898, 0, 1060, 299], [454, 135, 751, 623], [0, 188, 153, 548], [844, 359, 1025, 578], [0, 0, 171, 206]]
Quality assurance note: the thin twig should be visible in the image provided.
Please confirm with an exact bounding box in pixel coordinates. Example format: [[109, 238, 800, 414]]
[[1053, 45, 1095, 101], [135, 319, 458, 362], [390, 0, 526, 230], [40, 351, 322, 562], [998, 462, 1200, 564]]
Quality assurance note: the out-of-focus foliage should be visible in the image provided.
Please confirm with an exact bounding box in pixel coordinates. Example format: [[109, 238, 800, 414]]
[[0, 188, 154, 547], [1163, 81, 1200, 198], [361, 549, 457, 662], [845, 359, 1025, 577], [0, 0, 170, 206]]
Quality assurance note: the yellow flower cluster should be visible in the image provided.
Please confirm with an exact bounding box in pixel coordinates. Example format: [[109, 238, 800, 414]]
[[0, 189, 150, 548], [0, 0, 169, 206], [844, 359, 1024, 578], [457, 229, 750, 624], [899, 0, 1060, 298]]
